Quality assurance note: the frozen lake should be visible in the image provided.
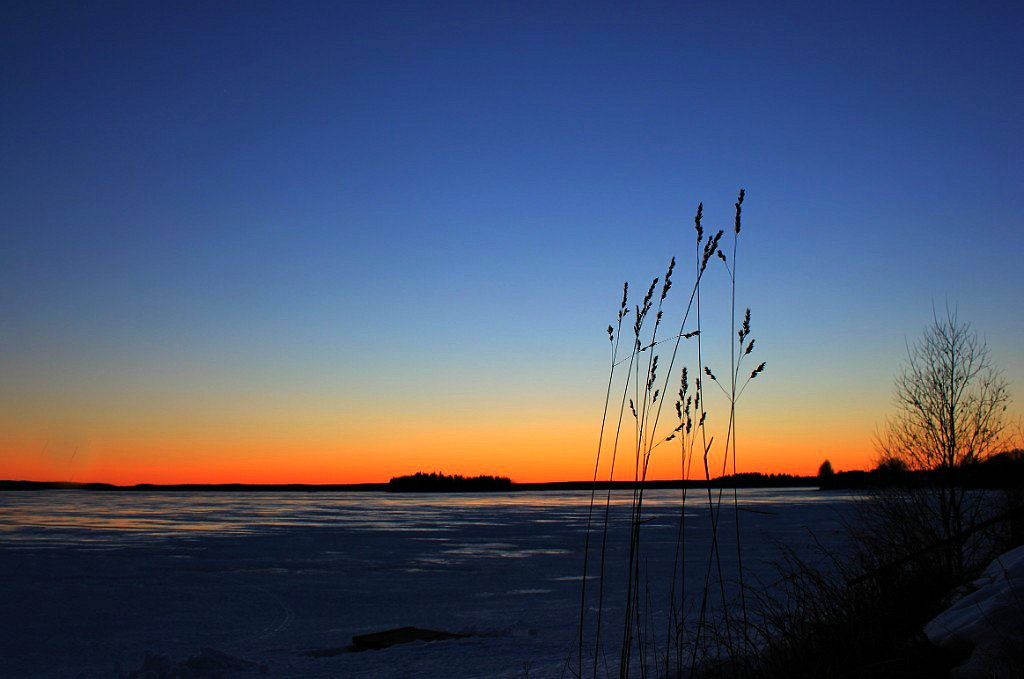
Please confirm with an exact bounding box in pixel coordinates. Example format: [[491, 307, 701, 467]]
[[0, 489, 858, 678]]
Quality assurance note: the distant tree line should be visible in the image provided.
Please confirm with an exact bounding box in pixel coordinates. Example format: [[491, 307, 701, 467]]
[[386, 472, 514, 492], [817, 448, 1024, 490]]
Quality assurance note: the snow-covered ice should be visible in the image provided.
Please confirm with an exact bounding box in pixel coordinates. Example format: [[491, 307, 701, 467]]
[[925, 544, 1024, 678], [0, 489, 857, 678]]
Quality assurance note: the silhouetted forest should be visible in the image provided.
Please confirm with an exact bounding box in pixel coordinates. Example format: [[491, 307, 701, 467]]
[[385, 472, 514, 492], [818, 449, 1024, 490]]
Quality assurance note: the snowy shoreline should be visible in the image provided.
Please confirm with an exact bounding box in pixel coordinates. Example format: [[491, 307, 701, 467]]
[[925, 544, 1024, 678]]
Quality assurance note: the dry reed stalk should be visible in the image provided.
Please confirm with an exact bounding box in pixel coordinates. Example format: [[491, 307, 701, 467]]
[[577, 282, 629, 678]]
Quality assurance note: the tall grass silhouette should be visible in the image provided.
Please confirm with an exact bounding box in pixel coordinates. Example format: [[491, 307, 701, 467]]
[[574, 195, 1023, 679], [576, 190, 766, 678]]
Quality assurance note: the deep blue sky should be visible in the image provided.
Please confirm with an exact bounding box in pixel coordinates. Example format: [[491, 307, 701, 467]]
[[2, 1, 1022, 479]]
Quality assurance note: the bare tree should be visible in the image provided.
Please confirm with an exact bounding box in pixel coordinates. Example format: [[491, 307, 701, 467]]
[[877, 306, 1010, 572]]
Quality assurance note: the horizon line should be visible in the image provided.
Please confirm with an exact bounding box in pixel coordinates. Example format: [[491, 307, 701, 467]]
[[0, 473, 826, 492]]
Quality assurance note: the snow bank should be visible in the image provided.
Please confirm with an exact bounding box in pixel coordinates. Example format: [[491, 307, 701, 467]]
[[924, 544, 1024, 678]]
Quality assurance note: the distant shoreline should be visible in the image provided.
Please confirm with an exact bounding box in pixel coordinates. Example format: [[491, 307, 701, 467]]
[[0, 476, 823, 493], [13, 465, 1016, 491]]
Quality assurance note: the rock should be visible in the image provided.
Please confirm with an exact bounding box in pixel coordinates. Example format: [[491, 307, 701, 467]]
[[306, 626, 469, 657], [351, 626, 468, 650]]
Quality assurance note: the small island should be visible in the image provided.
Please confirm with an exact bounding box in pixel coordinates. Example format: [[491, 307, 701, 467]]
[[386, 472, 514, 493]]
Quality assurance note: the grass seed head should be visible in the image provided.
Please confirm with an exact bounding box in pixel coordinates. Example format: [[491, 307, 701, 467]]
[[647, 356, 659, 390], [661, 256, 675, 301], [739, 308, 751, 342], [700, 230, 724, 271], [643, 277, 658, 310], [735, 188, 745, 234]]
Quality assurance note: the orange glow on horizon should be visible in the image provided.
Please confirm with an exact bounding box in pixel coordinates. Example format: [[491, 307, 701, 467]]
[[1, 416, 878, 485]]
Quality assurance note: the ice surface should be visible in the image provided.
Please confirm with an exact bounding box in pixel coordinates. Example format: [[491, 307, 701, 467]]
[[0, 489, 857, 678]]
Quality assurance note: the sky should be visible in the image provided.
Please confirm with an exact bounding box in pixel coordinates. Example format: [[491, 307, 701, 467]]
[[2, 1, 1022, 483]]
